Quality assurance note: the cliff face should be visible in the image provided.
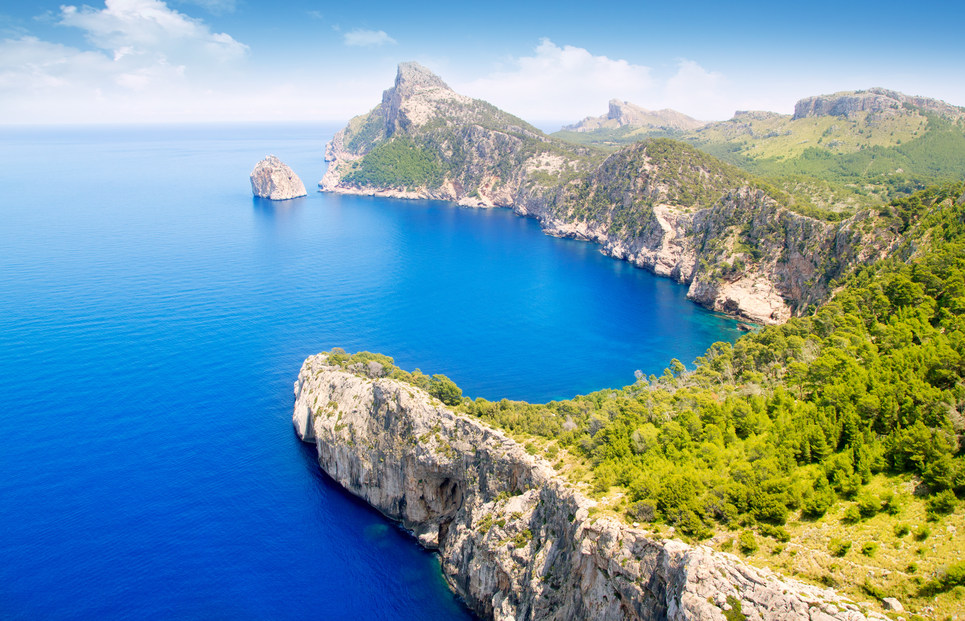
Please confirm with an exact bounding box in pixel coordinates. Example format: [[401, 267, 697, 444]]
[[792, 88, 965, 121], [518, 143, 893, 324], [320, 63, 896, 324], [293, 354, 881, 621], [250, 155, 307, 200]]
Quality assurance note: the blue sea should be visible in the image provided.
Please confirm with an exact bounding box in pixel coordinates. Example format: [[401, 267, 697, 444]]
[[0, 123, 741, 619]]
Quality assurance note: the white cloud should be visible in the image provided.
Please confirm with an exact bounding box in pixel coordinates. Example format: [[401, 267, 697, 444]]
[[456, 40, 746, 123], [343, 29, 395, 47], [459, 39, 654, 123], [0, 36, 110, 91], [0, 29, 391, 123], [0, 22, 757, 126], [661, 59, 729, 120], [59, 0, 247, 65], [0, 0, 262, 123]]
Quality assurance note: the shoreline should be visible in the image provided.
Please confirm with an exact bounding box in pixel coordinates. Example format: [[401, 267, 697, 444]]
[[317, 181, 785, 326]]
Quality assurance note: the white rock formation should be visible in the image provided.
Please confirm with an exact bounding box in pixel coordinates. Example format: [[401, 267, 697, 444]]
[[250, 155, 307, 200]]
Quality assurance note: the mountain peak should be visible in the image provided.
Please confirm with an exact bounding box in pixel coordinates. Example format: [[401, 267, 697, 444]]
[[394, 62, 451, 93], [376, 62, 458, 137]]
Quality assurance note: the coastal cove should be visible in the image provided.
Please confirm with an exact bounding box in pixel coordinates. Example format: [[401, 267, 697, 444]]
[[0, 123, 742, 620]]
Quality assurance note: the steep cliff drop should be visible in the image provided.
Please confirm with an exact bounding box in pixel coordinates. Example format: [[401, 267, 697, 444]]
[[250, 155, 307, 200], [293, 353, 883, 621]]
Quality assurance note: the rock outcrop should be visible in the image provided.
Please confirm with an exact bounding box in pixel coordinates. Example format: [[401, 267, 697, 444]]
[[250, 155, 307, 200], [319, 63, 899, 324], [294, 354, 883, 621], [792, 88, 965, 121], [563, 100, 706, 133]]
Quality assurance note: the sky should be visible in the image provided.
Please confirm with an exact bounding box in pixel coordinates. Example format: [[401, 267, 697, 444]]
[[1, 0, 963, 128]]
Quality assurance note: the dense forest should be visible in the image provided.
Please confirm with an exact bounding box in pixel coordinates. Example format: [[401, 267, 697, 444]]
[[324, 182, 965, 615], [342, 137, 444, 189], [458, 182, 965, 534]]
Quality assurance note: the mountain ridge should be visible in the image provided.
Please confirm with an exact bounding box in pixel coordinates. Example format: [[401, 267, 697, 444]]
[[554, 87, 965, 208], [792, 87, 965, 121]]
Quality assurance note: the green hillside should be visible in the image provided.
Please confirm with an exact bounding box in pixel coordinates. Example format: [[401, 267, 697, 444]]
[[554, 92, 965, 218], [696, 113, 965, 197], [466, 183, 965, 617], [552, 125, 686, 150], [323, 66, 965, 616]]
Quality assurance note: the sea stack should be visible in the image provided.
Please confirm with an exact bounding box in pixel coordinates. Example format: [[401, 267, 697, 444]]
[[250, 155, 307, 200]]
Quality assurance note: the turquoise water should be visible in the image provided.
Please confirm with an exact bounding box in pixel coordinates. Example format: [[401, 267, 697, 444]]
[[0, 123, 740, 619]]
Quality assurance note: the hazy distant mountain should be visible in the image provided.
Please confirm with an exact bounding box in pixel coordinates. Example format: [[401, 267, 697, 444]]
[[561, 99, 706, 133]]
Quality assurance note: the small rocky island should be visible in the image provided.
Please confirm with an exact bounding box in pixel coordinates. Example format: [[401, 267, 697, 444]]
[[250, 155, 307, 200]]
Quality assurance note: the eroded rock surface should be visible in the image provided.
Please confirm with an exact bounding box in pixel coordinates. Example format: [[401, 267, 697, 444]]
[[294, 354, 885, 620], [792, 88, 965, 121], [250, 155, 307, 200]]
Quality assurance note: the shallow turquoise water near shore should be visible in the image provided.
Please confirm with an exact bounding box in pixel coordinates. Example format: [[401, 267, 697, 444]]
[[0, 123, 740, 619]]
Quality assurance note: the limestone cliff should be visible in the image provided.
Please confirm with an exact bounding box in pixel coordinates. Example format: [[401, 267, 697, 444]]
[[250, 155, 307, 200], [293, 353, 883, 621], [792, 87, 965, 122], [320, 63, 898, 324]]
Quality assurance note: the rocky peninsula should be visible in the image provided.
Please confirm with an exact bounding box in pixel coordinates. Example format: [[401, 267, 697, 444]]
[[250, 155, 307, 200], [318, 63, 898, 325], [294, 353, 883, 621]]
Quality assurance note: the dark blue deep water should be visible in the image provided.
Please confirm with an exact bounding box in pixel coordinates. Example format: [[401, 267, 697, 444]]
[[0, 124, 740, 619]]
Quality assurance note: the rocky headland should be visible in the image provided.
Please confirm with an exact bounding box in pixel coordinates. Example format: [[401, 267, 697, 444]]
[[250, 155, 307, 200], [293, 353, 884, 621], [319, 63, 900, 324]]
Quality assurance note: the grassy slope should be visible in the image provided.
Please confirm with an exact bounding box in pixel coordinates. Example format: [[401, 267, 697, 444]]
[[552, 126, 686, 150], [554, 109, 965, 221]]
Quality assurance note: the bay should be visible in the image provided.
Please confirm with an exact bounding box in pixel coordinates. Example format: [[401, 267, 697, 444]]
[[0, 123, 739, 619]]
